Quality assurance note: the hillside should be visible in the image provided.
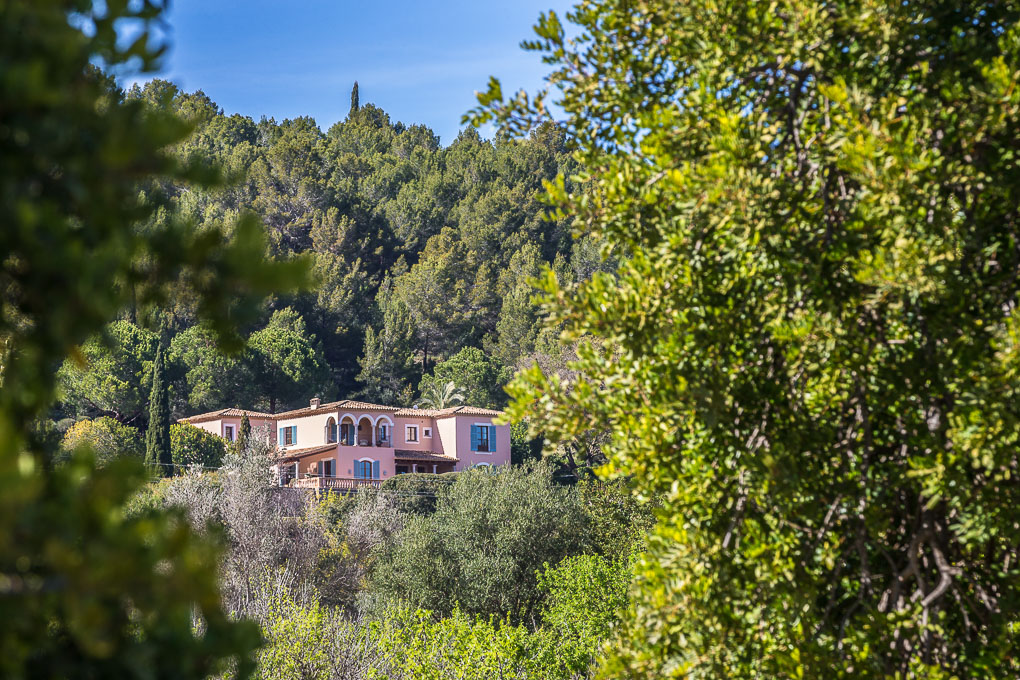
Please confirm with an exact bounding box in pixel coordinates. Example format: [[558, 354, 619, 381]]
[[56, 81, 606, 423]]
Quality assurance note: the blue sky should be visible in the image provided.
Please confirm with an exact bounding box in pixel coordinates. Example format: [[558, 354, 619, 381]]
[[142, 1, 574, 145]]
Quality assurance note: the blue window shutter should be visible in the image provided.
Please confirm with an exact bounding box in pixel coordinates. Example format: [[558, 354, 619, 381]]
[[372, 460, 380, 480], [279, 427, 285, 444], [489, 426, 496, 452], [353, 463, 361, 479], [291, 426, 296, 444], [470, 425, 479, 451]]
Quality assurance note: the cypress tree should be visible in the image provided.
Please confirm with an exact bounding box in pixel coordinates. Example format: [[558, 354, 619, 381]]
[[144, 335, 171, 476], [238, 411, 251, 452], [350, 81, 360, 115]]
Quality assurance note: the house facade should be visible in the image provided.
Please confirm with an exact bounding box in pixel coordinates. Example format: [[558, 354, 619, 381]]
[[178, 398, 511, 488], [180, 408, 277, 444]]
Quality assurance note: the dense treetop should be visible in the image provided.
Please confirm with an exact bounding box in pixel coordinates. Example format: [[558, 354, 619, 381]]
[[56, 80, 587, 421], [485, 0, 1020, 676]]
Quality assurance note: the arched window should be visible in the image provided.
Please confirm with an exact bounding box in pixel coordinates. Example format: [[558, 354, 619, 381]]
[[326, 417, 337, 444], [339, 417, 355, 446], [375, 416, 394, 447], [354, 459, 378, 479]]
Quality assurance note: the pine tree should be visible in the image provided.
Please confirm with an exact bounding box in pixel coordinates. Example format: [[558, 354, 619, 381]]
[[144, 335, 171, 476], [350, 81, 360, 115], [238, 411, 251, 452]]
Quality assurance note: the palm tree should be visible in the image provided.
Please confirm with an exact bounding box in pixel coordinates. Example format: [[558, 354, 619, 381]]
[[417, 380, 465, 410]]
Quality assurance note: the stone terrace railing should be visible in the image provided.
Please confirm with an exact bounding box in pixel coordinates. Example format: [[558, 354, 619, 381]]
[[292, 477, 381, 491]]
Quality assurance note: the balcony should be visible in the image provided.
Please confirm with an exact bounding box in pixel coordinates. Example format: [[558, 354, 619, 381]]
[[292, 476, 381, 491]]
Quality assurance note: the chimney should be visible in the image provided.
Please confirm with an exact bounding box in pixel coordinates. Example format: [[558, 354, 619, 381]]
[[310, 397, 320, 409]]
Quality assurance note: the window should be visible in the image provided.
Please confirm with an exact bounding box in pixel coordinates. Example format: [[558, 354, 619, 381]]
[[279, 426, 296, 446], [423, 427, 432, 438], [326, 418, 337, 443], [377, 423, 389, 445], [340, 422, 354, 446], [471, 424, 494, 453], [317, 459, 335, 477], [224, 425, 235, 441], [355, 459, 379, 479], [405, 425, 419, 443]]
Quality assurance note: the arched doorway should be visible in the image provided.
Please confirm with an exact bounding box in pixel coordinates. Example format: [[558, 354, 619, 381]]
[[339, 416, 356, 446], [356, 416, 373, 446], [375, 416, 394, 447]]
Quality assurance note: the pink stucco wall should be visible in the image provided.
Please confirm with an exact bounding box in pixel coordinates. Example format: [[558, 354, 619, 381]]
[[191, 406, 515, 479], [393, 414, 441, 452], [188, 416, 276, 444], [447, 415, 511, 469]]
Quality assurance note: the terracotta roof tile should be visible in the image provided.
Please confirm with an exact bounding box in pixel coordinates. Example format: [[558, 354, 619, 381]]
[[275, 443, 338, 463], [274, 399, 399, 419], [393, 405, 504, 418], [394, 450, 459, 463], [340, 400, 400, 412], [179, 408, 275, 424]]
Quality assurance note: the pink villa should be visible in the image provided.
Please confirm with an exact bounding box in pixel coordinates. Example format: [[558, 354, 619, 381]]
[[179, 398, 511, 489]]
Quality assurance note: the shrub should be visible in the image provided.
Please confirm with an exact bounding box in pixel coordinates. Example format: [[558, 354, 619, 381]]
[[170, 422, 226, 471], [369, 463, 588, 623], [59, 416, 144, 466], [373, 608, 542, 680], [535, 554, 633, 677], [378, 472, 456, 515]]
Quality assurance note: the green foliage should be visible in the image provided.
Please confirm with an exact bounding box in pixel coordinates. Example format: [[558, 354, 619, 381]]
[[51, 75, 578, 409], [254, 585, 380, 680], [238, 412, 252, 451], [248, 308, 329, 412], [491, 0, 1020, 676], [377, 472, 457, 515], [373, 608, 543, 680], [577, 479, 654, 562], [370, 463, 587, 622], [415, 379, 465, 410], [170, 324, 257, 414], [418, 346, 509, 409], [535, 554, 632, 677], [0, 1, 311, 675], [170, 423, 227, 471], [145, 335, 172, 476], [59, 417, 144, 467], [510, 419, 542, 465], [56, 321, 158, 423], [0, 451, 261, 678]]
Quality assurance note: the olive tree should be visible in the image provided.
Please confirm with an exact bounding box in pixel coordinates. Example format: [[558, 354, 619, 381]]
[[476, 0, 1020, 676], [0, 1, 308, 676]]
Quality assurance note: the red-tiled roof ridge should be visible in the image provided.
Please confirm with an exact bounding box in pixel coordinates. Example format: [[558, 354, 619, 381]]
[[178, 408, 275, 424], [273, 400, 345, 418], [274, 399, 399, 419], [179, 401, 502, 424], [393, 405, 503, 418]]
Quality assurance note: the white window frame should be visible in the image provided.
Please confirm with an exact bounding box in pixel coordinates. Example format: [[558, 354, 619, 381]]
[[405, 425, 419, 443], [356, 457, 375, 480], [423, 426, 432, 438], [472, 422, 493, 454]]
